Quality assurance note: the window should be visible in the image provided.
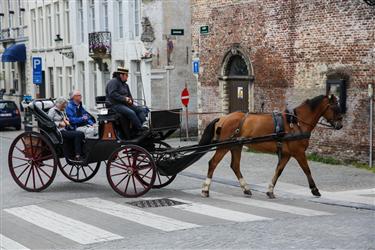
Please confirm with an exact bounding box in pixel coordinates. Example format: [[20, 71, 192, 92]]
[[89, 62, 97, 107], [88, 0, 95, 32], [46, 5, 52, 47], [38, 7, 44, 47], [77, 0, 84, 42], [134, 0, 140, 37], [117, 0, 124, 38], [18, 0, 24, 26], [78, 62, 86, 103], [66, 67, 73, 94], [11, 63, 17, 91], [64, 0, 70, 44], [54, 2, 61, 36], [8, 0, 14, 29], [133, 61, 143, 99], [57, 67, 63, 97], [102, 0, 109, 31], [48, 67, 54, 98], [31, 9, 37, 47]]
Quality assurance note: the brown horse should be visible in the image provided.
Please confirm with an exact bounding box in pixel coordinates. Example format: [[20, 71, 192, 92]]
[[201, 94, 343, 198]]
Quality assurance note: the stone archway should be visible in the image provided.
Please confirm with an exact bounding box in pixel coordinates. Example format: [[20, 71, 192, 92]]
[[219, 45, 254, 113]]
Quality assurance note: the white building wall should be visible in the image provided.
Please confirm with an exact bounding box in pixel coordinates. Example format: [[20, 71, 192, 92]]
[[26, 0, 149, 112]]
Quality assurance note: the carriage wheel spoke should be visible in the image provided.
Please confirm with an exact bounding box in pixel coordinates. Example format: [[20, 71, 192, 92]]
[[69, 165, 74, 176], [29, 134, 34, 157], [37, 165, 52, 178], [157, 172, 162, 184], [115, 174, 129, 188], [81, 166, 88, 178], [17, 165, 30, 179], [111, 162, 129, 170], [86, 164, 94, 172], [34, 164, 45, 186], [15, 145, 25, 154], [134, 175, 147, 189], [32, 165, 36, 189], [132, 175, 137, 194], [111, 172, 127, 177], [124, 174, 131, 192], [13, 156, 30, 162], [13, 162, 29, 169], [24, 164, 33, 187], [138, 166, 152, 179]]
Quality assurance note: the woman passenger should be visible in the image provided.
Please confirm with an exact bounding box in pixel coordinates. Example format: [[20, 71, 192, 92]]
[[48, 97, 85, 161]]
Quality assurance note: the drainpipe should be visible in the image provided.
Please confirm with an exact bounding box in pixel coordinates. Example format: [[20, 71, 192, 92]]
[[369, 84, 374, 168]]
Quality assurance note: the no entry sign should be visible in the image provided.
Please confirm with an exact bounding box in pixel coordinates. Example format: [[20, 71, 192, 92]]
[[181, 88, 190, 107]]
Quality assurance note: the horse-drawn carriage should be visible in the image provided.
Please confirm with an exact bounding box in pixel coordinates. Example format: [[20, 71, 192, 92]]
[[8, 94, 343, 198], [8, 97, 183, 197]]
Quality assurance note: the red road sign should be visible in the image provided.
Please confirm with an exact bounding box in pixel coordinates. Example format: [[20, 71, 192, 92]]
[[181, 88, 190, 107]]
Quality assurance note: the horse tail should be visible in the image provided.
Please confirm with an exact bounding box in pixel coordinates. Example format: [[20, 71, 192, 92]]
[[199, 118, 220, 145]]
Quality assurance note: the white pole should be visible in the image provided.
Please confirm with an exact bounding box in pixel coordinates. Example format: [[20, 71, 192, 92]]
[[369, 84, 373, 168]]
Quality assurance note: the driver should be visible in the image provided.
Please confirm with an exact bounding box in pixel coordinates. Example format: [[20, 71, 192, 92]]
[[105, 67, 148, 133]]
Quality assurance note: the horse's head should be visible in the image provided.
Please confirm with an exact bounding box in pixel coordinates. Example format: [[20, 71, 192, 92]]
[[321, 94, 343, 130]]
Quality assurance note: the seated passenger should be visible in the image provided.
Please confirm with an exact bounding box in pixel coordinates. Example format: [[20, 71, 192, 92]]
[[66, 90, 98, 138], [105, 67, 148, 135], [48, 97, 84, 161]]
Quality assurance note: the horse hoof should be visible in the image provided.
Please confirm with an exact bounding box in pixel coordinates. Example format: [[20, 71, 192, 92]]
[[311, 188, 321, 197], [266, 192, 276, 199], [201, 190, 209, 198], [243, 189, 252, 196]]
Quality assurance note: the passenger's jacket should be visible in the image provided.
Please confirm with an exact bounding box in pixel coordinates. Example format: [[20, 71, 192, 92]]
[[105, 77, 132, 106], [66, 100, 94, 129], [48, 106, 68, 131]]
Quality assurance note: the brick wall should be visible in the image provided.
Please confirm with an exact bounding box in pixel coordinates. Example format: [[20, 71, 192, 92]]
[[192, 0, 375, 163]]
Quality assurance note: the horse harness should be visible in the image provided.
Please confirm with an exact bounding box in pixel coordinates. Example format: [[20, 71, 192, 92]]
[[232, 111, 311, 165]]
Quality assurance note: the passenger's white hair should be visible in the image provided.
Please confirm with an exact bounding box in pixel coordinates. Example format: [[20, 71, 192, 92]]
[[69, 89, 81, 99], [55, 97, 68, 106]]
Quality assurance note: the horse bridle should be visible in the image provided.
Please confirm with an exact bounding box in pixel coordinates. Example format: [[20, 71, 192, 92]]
[[288, 102, 342, 130]]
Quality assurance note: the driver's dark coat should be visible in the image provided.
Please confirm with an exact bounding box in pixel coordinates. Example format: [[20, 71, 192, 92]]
[[105, 77, 132, 105]]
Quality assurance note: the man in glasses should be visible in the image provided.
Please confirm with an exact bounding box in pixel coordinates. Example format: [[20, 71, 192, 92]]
[[66, 89, 97, 137]]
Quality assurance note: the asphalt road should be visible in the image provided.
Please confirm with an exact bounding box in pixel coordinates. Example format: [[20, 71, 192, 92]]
[[1, 130, 374, 249]]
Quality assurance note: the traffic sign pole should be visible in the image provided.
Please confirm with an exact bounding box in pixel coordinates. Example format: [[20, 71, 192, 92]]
[[181, 87, 190, 140]]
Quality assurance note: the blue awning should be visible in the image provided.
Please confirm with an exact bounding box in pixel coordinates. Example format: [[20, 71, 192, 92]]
[[1, 44, 26, 62]]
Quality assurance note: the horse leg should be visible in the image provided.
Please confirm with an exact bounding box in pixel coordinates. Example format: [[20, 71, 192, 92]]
[[294, 153, 321, 197], [230, 147, 252, 196], [202, 148, 228, 198], [266, 155, 291, 199]]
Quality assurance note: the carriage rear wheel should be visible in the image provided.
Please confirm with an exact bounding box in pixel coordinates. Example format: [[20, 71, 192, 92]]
[[8, 131, 58, 192], [106, 145, 156, 198], [150, 141, 176, 189], [58, 159, 101, 183]]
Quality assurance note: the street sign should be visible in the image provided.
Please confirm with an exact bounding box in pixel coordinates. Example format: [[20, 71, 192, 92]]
[[32, 57, 42, 85], [200, 25, 209, 35], [181, 88, 190, 107], [192, 60, 199, 74], [171, 29, 184, 36]]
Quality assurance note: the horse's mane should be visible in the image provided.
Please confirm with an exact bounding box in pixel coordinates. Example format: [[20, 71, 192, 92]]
[[304, 95, 326, 111]]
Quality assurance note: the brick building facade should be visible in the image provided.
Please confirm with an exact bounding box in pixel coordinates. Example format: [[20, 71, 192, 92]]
[[191, 0, 375, 163]]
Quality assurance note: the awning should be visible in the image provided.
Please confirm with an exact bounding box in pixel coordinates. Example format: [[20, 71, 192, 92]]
[[1, 43, 26, 62]]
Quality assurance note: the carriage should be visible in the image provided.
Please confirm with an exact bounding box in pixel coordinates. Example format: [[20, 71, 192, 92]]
[[8, 94, 342, 198], [8, 97, 183, 197]]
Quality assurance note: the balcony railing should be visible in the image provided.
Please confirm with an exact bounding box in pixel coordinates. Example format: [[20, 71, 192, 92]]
[[88, 31, 111, 59], [0, 26, 27, 41]]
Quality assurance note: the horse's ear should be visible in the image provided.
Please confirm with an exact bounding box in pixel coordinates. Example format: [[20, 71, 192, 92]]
[[329, 94, 334, 103]]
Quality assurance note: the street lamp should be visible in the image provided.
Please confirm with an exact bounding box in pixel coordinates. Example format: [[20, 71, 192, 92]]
[[54, 34, 74, 59]]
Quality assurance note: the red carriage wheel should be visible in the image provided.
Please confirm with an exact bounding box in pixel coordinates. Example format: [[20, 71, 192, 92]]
[[150, 141, 176, 189], [8, 131, 58, 192], [58, 159, 100, 183], [106, 145, 156, 198]]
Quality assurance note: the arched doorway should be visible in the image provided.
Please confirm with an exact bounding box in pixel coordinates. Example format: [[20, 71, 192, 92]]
[[219, 45, 254, 113]]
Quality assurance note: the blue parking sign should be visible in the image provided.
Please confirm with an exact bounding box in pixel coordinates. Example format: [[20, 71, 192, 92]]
[[33, 57, 42, 85], [193, 60, 199, 74]]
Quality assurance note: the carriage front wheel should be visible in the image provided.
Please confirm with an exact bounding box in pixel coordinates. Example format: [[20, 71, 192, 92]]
[[8, 131, 58, 192], [106, 145, 156, 198], [150, 141, 176, 189], [59, 159, 101, 183]]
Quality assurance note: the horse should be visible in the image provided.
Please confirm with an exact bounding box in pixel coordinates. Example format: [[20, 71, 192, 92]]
[[200, 94, 343, 198]]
